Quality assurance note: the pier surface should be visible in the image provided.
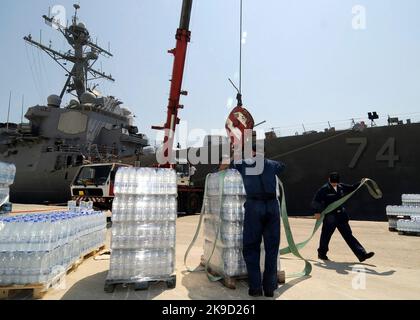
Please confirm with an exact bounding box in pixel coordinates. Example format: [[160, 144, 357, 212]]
[[6, 205, 420, 300]]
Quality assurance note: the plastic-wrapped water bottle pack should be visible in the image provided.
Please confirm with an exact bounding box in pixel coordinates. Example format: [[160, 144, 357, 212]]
[[0, 207, 106, 285], [386, 195, 420, 231], [0, 162, 16, 214], [386, 205, 420, 217], [202, 171, 247, 277], [202, 170, 281, 278], [108, 249, 175, 280], [397, 216, 420, 233], [401, 194, 420, 207], [203, 239, 248, 277], [107, 168, 177, 282]]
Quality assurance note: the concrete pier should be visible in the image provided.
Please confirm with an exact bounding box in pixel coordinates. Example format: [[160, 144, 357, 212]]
[[5, 206, 420, 300]]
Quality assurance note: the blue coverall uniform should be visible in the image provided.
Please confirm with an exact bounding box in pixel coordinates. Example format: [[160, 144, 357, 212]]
[[231, 157, 286, 293], [312, 182, 368, 260]]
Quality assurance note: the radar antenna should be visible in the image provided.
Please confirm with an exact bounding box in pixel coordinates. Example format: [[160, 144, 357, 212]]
[[24, 4, 115, 100]]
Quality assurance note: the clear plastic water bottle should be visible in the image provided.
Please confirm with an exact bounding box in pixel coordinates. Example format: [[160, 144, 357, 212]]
[[120, 195, 128, 222], [140, 196, 148, 222], [128, 167, 137, 195], [126, 196, 135, 221], [114, 168, 123, 194], [151, 169, 158, 194], [135, 168, 144, 195], [150, 196, 157, 221], [121, 167, 130, 195], [144, 169, 150, 194]]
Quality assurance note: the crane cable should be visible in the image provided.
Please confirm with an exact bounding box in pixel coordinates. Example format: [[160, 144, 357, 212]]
[[239, 0, 243, 95], [229, 0, 244, 106]]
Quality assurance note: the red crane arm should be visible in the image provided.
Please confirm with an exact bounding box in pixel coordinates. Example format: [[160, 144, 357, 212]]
[[152, 0, 193, 167]]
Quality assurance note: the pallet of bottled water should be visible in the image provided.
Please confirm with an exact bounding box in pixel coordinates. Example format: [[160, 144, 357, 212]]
[[386, 195, 420, 231], [0, 162, 16, 215], [202, 169, 248, 278], [0, 204, 106, 291], [201, 170, 283, 288], [401, 194, 420, 207], [397, 216, 420, 236], [105, 167, 177, 292]]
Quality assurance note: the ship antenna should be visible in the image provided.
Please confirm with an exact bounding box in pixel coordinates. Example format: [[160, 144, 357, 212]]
[[25, 4, 115, 100], [73, 4, 80, 25], [6, 91, 12, 132], [21, 95, 25, 124]]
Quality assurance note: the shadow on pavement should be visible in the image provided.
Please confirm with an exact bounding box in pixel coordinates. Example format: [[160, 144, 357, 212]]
[[60, 270, 168, 300], [181, 265, 312, 300], [313, 260, 396, 276]]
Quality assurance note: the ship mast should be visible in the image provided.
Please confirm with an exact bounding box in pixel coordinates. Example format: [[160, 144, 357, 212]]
[[23, 4, 115, 101]]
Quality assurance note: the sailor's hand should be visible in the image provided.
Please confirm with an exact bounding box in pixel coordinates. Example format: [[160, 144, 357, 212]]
[[314, 213, 321, 220]]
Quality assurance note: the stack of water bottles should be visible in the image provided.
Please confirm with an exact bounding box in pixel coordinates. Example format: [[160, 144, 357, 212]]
[[386, 194, 420, 232], [0, 204, 106, 285], [107, 167, 177, 282], [0, 162, 16, 214], [202, 170, 249, 277], [397, 216, 420, 233], [402, 194, 420, 207]]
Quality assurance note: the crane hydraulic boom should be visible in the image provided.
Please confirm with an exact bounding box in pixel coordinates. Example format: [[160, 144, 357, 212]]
[[152, 0, 193, 167]]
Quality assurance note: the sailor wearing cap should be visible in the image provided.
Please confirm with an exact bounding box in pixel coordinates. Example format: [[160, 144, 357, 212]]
[[312, 172, 375, 262]]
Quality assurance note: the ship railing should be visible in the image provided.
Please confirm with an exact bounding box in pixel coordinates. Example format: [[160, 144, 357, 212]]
[[85, 144, 119, 158], [42, 145, 82, 153], [41, 143, 120, 158], [70, 103, 127, 122], [267, 113, 420, 138]]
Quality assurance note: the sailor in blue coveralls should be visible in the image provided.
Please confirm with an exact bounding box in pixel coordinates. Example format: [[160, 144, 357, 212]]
[[230, 148, 286, 298], [313, 172, 375, 262]]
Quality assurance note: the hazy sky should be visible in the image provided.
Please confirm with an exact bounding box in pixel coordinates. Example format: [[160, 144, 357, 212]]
[[1, 0, 420, 146]]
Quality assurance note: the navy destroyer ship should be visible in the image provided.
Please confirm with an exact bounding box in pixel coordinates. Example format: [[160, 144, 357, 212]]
[[138, 114, 420, 221], [167, 117, 420, 221], [0, 5, 148, 204]]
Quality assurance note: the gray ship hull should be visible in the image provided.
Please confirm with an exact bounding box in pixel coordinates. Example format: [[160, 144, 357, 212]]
[[185, 123, 420, 221], [11, 167, 79, 204], [2, 142, 80, 204], [265, 123, 420, 221]]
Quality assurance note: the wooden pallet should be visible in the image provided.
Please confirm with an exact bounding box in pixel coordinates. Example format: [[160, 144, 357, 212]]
[[0, 271, 65, 300], [67, 245, 106, 274], [200, 258, 286, 290], [104, 275, 177, 293], [0, 244, 106, 300], [398, 231, 420, 237]]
